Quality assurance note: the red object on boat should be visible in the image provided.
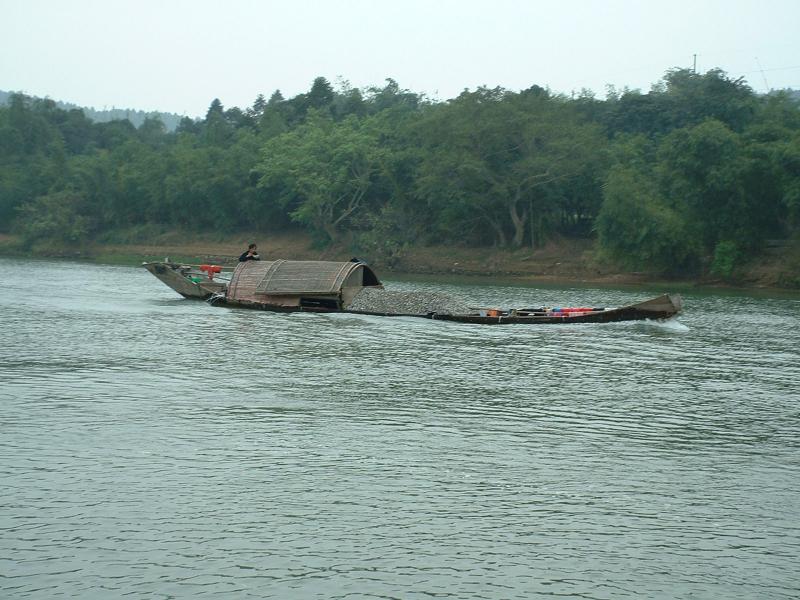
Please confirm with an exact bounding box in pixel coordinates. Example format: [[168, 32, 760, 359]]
[[199, 264, 222, 280]]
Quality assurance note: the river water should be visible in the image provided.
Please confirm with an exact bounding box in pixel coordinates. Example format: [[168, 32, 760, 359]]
[[2, 258, 799, 599]]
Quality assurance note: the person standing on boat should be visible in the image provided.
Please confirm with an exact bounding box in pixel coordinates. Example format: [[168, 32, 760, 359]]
[[239, 243, 261, 262]]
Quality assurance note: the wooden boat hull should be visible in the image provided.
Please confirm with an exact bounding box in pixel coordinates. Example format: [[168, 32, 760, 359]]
[[428, 294, 682, 324], [218, 293, 682, 324], [143, 262, 227, 299]]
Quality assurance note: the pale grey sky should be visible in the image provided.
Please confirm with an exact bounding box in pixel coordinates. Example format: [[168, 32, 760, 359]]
[[2, 0, 799, 117]]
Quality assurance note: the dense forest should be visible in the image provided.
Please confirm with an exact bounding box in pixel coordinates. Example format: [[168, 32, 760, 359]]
[[1, 69, 799, 278]]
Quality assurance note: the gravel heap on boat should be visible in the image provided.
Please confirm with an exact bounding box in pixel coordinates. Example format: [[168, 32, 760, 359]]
[[347, 288, 472, 316]]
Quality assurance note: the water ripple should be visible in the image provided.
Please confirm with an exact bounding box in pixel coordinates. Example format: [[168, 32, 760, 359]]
[[2, 259, 799, 599]]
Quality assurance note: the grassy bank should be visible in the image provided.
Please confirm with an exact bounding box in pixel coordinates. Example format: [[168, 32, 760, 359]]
[[1, 231, 799, 290]]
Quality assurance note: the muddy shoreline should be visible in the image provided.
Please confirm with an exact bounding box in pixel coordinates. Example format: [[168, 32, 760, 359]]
[[1, 232, 798, 291]]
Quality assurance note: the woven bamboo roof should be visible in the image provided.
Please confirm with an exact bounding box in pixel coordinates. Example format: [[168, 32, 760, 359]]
[[227, 260, 381, 301]]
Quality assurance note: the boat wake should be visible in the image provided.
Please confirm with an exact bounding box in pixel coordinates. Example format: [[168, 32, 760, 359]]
[[643, 317, 689, 332]]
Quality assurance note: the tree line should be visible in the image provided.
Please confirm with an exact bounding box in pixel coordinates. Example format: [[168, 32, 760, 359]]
[[0, 90, 185, 131], [1, 70, 798, 276]]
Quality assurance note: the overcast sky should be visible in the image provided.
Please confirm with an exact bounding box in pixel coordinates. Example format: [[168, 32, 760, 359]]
[[2, 0, 799, 118]]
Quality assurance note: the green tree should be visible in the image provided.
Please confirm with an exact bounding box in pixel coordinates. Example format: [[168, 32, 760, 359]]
[[16, 190, 95, 244], [332, 80, 367, 119], [307, 77, 334, 110], [257, 113, 380, 242], [248, 93, 267, 120], [205, 98, 224, 120], [258, 90, 292, 138], [661, 68, 756, 132], [781, 132, 800, 228], [138, 116, 167, 146], [596, 165, 699, 273], [603, 68, 758, 138], [57, 108, 94, 154], [93, 119, 137, 148], [417, 88, 603, 247], [365, 79, 421, 114], [658, 118, 782, 252]]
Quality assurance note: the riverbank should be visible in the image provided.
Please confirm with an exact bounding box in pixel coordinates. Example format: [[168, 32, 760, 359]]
[[1, 231, 798, 290]]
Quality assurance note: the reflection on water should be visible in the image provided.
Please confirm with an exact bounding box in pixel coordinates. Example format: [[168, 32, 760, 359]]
[[2, 258, 799, 599]]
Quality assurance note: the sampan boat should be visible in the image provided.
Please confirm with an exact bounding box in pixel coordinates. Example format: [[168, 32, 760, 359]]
[[143, 261, 233, 298], [143, 259, 682, 324]]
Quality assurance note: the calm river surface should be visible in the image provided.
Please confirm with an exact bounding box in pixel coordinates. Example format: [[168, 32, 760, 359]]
[[2, 258, 799, 599]]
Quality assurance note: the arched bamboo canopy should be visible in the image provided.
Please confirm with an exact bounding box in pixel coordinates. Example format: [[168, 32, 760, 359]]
[[226, 260, 382, 309]]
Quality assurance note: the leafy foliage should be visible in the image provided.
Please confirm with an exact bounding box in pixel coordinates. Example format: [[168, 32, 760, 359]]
[[257, 113, 381, 242], [1, 70, 799, 277], [597, 166, 700, 273], [16, 190, 95, 244], [710, 241, 741, 279]]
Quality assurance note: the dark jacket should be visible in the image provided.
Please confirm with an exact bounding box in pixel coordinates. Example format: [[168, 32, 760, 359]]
[[239, 251, 260, 262]]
